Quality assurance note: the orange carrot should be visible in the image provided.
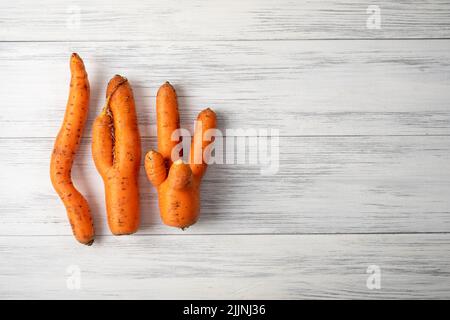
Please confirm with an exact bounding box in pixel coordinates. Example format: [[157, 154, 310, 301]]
[[50, 53, 94, 245], [92, 75, 141, 235], [156, 82, 181, 167], [145, 82, 216, 229]]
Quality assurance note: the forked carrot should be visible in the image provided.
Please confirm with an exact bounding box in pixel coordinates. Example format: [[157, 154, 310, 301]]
[[145, 82, 216, 229], [92, 75, 141, 235]]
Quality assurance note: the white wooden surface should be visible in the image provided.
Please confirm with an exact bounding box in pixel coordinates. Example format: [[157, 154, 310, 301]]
[[1, 0, 450, 299]]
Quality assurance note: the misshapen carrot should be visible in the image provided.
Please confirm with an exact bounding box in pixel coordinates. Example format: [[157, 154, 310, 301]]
[[145, 82, 216, 229], [92, 75, 141, 235], [50, 53, 94, 245]]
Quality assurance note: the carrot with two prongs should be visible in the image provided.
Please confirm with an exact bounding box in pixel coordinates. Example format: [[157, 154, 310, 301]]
[[92, 75, 141, 235], [50, 53, 94, 245], [145, 82, 217, 229]]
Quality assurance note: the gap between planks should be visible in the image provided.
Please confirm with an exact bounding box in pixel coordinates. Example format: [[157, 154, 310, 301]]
[[2, 38, 450, 43], [1, 231, 449, 238]]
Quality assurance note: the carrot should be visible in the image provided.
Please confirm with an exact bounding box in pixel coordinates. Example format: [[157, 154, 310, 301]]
[[92, 75, 141, 235], [156, 82, 181, 167], [50, 53, 94, 245], [145, 82, 217, 229]]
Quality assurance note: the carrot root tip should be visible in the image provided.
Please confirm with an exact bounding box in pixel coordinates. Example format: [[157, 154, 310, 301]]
[[84, 239, 94, 246]]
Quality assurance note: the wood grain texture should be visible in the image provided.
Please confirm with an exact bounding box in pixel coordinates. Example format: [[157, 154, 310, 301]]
[[1, 0, 450, 300], [1, 40, 450, 137], [1, 136, 449, 235], [1, 0, 450, 41], [0, 234, 449, 299]]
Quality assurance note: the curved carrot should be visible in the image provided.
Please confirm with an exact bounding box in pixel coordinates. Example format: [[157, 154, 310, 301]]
[[92, 75, 141, 235], [50, 53, 94, 245], [145, 82, 217, 229]]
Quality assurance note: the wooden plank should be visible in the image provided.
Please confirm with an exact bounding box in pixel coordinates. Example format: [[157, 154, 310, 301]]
[[1, 0, 450, 41], [2, 0, 450, 301], [1, 136, 449, 235], [0, 234, 449, 299], [1, 40, 450, 137]]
